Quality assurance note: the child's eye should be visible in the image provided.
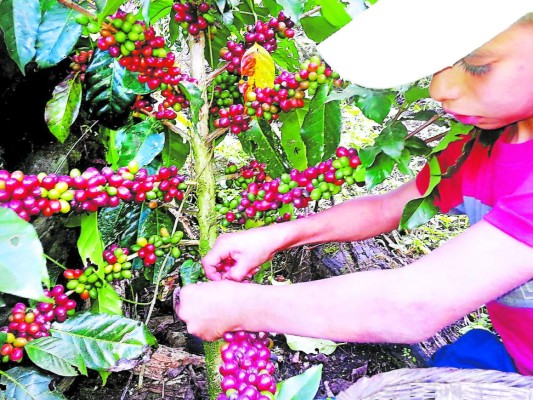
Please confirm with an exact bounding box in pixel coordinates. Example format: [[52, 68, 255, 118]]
[[457, 59, 491, 76]]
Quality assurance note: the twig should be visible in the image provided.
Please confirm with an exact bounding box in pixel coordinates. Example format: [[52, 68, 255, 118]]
[[390, 106, 406, 124], [206, 127, 229, 143], [424, 131, 448, 143], [138, 187, 194, 388], [205, 63, 229, 87], [57, 0, 96, 18], [405, 113, 443, 140], [301, 5, 322, 19], [54, 121, 97, 174], [44, 254, 67, 270], [119, 371, 134, 400], [144, 185, 193, 325]]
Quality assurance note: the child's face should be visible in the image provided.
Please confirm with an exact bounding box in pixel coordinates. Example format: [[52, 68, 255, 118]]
[[429, 22, 533, 130]]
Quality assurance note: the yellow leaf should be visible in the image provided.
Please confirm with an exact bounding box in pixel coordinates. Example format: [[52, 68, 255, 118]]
[[241, 43, 275, 98]]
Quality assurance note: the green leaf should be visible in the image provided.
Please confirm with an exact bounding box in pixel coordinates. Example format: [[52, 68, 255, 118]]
[[0, 332, 7, 346], [179, 81, 204, 125], [374, 122, 407, 160], [317, 0, 352, 27], [92, 284, 123, 316], [325, 83, 371, 102], [395, 148, 412, 176], [405, 110, 441, 122], [423, 156, 442, 196], [405, 136, 431, 157], [0, 367, 68, 400], [114, 120, 165, 169], [180, 260, 203, 286], [364, 153, 395, 189], [301, 84, 329, 165], [400, 194, 439, 230], [35, 1, 82, 69], [323, 99, 342, 160], [94, 0, 106, 12], [138, 208, 173, 240], [0, 0, 40, 74], [148, 0, 173, 24], [239, 119, 288, 177], [279, 108, 308, 170], [98, 202, 148, 248], [98, 0, 123, 23], [432, 121, 474, 154], [301, 16, 336, 43], [234, 1, 269, 26], [275, 0, 304, 22], [204, 20, 231, 68], [0, 208, 49, 301], [49, 312, 156, 372], [276, 364, 323, 400], [121, 69, 151, 95], [285, 334, 339, 355], [25, 337, 88, 377], [45, 76, 82, 143], [261, 0, 282, 16], [150, 253, 177, 284], [355, 91, 393, 123], [271, 37, 300, 72], [403, 85, 429, 104], [358, 145, 381, 168], [85, 50, 138, 129], [78, 213, 105, 267], [162, 129, 190, 169]]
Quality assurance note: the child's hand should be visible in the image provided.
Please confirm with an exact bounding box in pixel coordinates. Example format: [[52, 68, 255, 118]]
[[176, 280, 244, 341], [201, 227, 280, 281]]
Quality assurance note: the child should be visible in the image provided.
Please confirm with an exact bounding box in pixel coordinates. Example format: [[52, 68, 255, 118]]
[[177, 0, 533, 375]]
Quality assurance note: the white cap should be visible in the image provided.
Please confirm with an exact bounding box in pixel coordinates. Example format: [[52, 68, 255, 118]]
[[317, 0, 532, 89]]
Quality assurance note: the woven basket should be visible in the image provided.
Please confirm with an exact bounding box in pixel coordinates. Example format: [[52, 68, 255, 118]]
[[336, 367, 533, 400]]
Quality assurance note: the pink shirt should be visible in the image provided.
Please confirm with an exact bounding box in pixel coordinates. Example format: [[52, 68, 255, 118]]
[[416, 128, 533, 375]]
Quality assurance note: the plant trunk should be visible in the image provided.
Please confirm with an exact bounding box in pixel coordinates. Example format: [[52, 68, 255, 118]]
[[188, 33, 222, 400]]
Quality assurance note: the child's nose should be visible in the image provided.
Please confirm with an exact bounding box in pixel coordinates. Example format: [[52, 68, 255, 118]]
[[429, 66, 463, 103]]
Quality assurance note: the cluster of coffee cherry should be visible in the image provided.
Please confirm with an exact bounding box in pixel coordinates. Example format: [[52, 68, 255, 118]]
[[219, 11, 295, 75], [217, 147, 363, 226], [244, 10, 295, 50], [0, 162, 188, 221], [0, 285, 77, 363], [213, 104, 249, 134], [75, 11, 196, 121], [213, 54, 343, 134], [224, 160, 267, 190], [213, 259, 277, 399], [62, 229, 185, 299], [173, 1, 217, 36], [218, 330, 277, 400], [67, 49, 94, 81], [131, 228, 184, 267], [64, 266, 103, 300], [131, 94, 155, 115], [296, 56, 343, 94], [209, 71, 241, 114]]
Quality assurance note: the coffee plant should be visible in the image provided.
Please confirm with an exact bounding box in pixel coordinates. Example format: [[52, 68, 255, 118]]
[[0, 0, 475, 398]]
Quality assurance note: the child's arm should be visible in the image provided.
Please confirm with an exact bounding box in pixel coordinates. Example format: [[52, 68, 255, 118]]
[[202, 179, 421, 281], [178, 220, 533, 342]]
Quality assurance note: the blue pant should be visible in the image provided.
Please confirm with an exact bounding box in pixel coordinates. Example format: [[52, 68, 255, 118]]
[[429, 328, 517, 372]]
